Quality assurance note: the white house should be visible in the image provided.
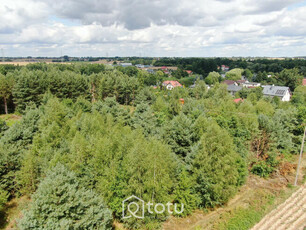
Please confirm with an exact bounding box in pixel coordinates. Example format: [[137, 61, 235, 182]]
[[262, 85, 291, 101], [242, 82, 261, 88], [162, 80, 182, 90]]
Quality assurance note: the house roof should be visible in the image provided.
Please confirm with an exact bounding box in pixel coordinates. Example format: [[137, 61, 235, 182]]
[[243, 82, 260, 85], [227, 84, 242, 92], [234, 98, 243, 103], [163, 80, 182, 87], [262, 85, 289, 97], [222, 80, 236, 85]]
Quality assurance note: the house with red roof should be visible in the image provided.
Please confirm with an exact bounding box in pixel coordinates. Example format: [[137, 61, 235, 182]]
[[221, 65, 230, 71], [233, 98, 243, 103], [185, 70, 193, 75], [162, 80, 182, 90]]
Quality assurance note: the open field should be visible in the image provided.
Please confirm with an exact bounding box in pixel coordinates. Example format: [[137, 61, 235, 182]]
[[0, 62, 65, 66], [161, 155, 305, 230], [251, 183, 305, 230]]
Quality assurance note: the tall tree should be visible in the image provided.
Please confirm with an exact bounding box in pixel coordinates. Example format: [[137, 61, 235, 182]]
[[0, 74, 14, 114], [192, 121, 246, 207]]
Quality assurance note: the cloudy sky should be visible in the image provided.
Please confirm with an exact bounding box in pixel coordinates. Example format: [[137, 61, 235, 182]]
[[1, 0, 306, 57]]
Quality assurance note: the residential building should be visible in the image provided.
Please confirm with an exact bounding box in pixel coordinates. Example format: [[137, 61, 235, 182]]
[[242, 82, 261, 88], [221, 65, 230, 71], [227, 84, 242, 95], [262, 85, 291, 101], [120, 63, 133, 67], [162, 80, 182, 90], [236, 80, 246, 85]]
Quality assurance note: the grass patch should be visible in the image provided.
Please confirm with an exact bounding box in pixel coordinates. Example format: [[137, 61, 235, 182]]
[[212, 186, 297, 230], [0, 114, 21, 127], [213, 190, 276, 230]]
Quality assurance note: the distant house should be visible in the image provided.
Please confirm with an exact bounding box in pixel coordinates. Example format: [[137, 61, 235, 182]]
[[162, 80, 182, 90], [135, 64, 145, 68], [227, 84, 242, 95], [185, 70, 193, 75], [222, 80, 238, 86], [221, 65, 230, 71], [262, 85, 291, 101], [242, 82, 261, 88], [236, 80, 246, 85], [147, 69, 154, 74], [120, 63, 133, 67]]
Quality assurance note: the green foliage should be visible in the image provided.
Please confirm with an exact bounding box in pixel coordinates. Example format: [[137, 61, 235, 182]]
[[0, 73, 14, 114], [291, 86, 306, 106], [225, 68, 243, 81], [172, 68, 188, 79], [0, 119, 8, 137], [178, 76, 197, 86], [173, 169, 199, 216], [215, 190, 275, 230], [135, 87, 157, 105], [92, 97, 130, 124], [243, 69, 253, 81], [0, 189, 8, 211], [98, 71, 140, 105], [129, 103, 159, 136], [0, 107, 41, 195], [251, 156, 279, 178], [192, 121, 246, 207], [205, 71, 221, 85], [164, 113, 195, 159], [18, 164, 113, 230], [192, 79, 207, 99], [256, 99, 274, 116], [276, 68, 303, 91], [237, 87, 263, 100]]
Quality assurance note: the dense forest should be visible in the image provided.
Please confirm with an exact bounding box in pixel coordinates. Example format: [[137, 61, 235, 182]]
[[0, 62, 305, 229]]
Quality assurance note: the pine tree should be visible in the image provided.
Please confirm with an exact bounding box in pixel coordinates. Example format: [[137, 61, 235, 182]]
[[18, 164, 113, 230], [173, 169, 199, 216], [164, 113, 195, 159]]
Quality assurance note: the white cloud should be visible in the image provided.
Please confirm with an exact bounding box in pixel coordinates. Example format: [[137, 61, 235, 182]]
[[0, 0, 305, 56]]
